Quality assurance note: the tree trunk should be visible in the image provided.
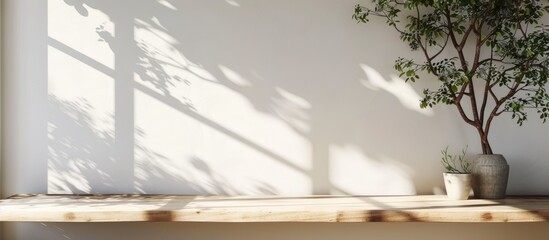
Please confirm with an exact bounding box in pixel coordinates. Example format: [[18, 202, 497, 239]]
[[475, 123, 493, 155], [480, 132, 493, 155]]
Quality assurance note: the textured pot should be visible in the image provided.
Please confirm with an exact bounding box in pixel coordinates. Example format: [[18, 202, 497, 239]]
[[443, 173, 472, 200], [472, 154, 509, 199]]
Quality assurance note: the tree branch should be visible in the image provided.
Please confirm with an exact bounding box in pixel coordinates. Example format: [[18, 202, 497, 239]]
[[455, 101, 477, 126], [445, 7, 469, 73], [480, 78, 491, 125], [453, 82, 475, 125], [459, 19, 475, 49], [484, 81, 521, 140], [429, 34, 450, 61], [478, 57, 511, 66], [415, 7, 440, 76], [479, 38, 497, 125], [489, 88, 499, 103], [469, 20, 483, 76]]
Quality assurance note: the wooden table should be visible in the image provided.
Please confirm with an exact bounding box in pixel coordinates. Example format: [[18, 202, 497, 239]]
[[0, 195, 548, 222]]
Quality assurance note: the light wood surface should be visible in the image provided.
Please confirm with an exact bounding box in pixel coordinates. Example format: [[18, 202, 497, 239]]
[[0, 195, 548, 222]]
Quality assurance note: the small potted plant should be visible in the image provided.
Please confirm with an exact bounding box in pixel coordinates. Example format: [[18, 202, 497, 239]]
[[441, 146, 472, 200]]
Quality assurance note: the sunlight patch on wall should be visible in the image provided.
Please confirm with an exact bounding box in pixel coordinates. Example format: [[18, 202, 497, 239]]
[[47, 0, 117, 194], [329, 144, 416, 195], [134, 18, 216, 98], [132, 18, 312, 194], [219, 65, 251, 86], [48, 141, 93, 193], [133, 89, 201, 194], [47, 45, 115, 194], [360, 64, 433, 116], [272, 87, 311, 133], [225, 0, 241, 7], [47, 47, 114, 130], [197, 74, 313, 173], [157, 0, 178, 11], [276, 87, 311, 110], [134, 90, 310, 194], [48, 0, 114, 69]]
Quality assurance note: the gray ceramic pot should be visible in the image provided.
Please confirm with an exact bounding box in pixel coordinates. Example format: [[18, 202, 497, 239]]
[[471, 154, 509, 199]]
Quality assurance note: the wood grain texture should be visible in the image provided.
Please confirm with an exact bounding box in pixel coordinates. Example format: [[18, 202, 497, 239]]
[[0, 195, 548, 223]]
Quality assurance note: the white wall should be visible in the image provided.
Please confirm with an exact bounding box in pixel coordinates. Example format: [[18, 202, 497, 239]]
[[2, 0, 549, 239]]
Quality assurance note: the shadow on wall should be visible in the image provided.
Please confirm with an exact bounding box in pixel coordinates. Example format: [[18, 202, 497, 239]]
[[47, 0, 478, 195], [48, 95, 276, 195], [48, 96, 116, 193]]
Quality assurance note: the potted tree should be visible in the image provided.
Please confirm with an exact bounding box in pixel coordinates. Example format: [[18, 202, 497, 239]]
[[353, 0, 549, 199], [441, 146, 472, 200]]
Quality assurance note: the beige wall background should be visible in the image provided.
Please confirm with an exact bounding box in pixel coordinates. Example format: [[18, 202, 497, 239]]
[[2, 0, 549, 239]]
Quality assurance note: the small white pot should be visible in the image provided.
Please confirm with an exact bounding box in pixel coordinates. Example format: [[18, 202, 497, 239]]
[[443, 173, 472, 200]]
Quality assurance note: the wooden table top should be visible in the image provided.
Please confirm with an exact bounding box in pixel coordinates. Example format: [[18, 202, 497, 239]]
[[0, 194, 548, 222]]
